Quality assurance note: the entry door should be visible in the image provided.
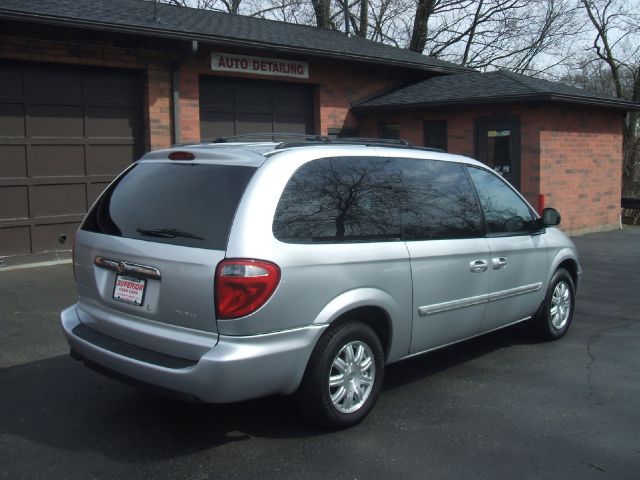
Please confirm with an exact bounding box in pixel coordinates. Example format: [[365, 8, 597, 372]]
[[476, 118, 521, 190]]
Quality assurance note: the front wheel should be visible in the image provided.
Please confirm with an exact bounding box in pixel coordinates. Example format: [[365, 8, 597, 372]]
[[533, 268, 575, 340], [296, 321, 384, 429]]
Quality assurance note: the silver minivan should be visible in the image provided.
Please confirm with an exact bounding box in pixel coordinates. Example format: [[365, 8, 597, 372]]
[[61, 138, 580, 428]]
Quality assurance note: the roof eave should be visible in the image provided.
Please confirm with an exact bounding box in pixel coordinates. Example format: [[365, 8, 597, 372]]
[[0, 9, 471, 74], [353, 93, 640, 113]]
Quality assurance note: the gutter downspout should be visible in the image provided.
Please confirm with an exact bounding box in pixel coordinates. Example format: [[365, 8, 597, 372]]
[[171, 40, 199, 145]]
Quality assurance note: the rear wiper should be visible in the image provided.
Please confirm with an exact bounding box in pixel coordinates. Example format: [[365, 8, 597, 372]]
[[136, 228, 204, 240]]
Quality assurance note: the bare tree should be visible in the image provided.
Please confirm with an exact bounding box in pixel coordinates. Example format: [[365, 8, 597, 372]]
[[580, 0, 640, 196], [405, 0, 583, 74]]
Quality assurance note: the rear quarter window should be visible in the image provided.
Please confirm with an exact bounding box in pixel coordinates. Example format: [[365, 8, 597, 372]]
[[82, 162, 256, 250], [272, 157, 402, 243]]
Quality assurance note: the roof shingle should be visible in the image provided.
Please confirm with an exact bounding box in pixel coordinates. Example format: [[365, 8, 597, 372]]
[[354, 70, 639, 111], [0, 0, 470, 73]]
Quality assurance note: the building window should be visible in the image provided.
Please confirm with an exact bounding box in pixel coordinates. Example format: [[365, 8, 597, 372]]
[[424, 120, 447, 151], [379, 123, 400, 140]]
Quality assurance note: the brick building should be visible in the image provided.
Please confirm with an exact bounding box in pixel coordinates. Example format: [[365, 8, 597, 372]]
[[0, 0, 637, 261]]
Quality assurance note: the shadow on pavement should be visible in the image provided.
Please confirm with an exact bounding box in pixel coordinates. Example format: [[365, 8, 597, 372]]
[[0, 321, 541, 463]]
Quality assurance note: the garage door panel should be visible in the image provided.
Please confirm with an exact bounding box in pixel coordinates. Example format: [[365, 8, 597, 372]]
[[32, 222, 80, 254], [0, 186, 29, 220], [25, 66, 82, 102], [84, 70, 140, 105], [30, 184, 86, 218], [0, 64, 23, 100], [237, 113, 272, 134], [0, 62, 142, 258], [200, 111, 234, 139], [0, 145, 27, 178], [87, 145, 135, 176], [31, 145, 85, 177], [87, 182, 110, 207], [28, 105, 84, 137], [274, 114, 308, 134], [200, 79, 234, 108], [236, 83, 272, 110], [0, 226, 31, 256], [273, 86, 311, 113], [199, 77, 313, 139], [86, 106, 139, 138], [0, 104, 26, 137]]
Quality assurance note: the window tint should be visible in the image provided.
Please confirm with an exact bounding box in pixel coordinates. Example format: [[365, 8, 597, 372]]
[[273, 157, 402, 243], [82, 163, 256, 250], [398, 159, 482, 240], [466, 166, 533, 234]]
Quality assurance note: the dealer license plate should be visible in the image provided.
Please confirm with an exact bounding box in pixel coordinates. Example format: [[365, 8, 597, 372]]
[[113, 274, 146, 306]]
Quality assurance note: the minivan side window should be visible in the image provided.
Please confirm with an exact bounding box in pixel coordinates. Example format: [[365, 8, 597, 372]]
[[273, 157, 402, 243], [466, 166, 534, 234], [396, 159, 482, 240]]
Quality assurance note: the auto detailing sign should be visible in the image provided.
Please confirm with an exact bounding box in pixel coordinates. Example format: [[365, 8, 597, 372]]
[[211, 53, 309, 79]]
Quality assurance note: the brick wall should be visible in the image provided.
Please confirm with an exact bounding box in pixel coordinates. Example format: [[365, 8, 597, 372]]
[[177, 47, 421, 142], [358, 103, 624, 234], [0, 23, 175, 151], [536, 107, 623, 234]]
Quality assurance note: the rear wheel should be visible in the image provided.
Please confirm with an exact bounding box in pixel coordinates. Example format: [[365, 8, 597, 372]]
[[296, 321, 384, 429], [533, 268, 575, 340]]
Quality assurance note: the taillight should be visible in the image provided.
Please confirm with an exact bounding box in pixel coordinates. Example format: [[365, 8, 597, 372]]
[[215, 259, 281, 319]]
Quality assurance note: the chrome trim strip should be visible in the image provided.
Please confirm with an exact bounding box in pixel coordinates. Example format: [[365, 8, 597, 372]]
[[418, 282, 542, 316], [418, 293, 488, 316], [94, 256, 161, 281], [488, 282, 542, 302]]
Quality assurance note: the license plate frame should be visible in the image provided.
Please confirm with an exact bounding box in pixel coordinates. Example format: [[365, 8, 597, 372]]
[[113, 274, 146, 306]]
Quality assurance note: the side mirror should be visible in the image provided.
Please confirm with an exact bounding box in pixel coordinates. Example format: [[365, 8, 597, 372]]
[[542, 207, 561, 226]]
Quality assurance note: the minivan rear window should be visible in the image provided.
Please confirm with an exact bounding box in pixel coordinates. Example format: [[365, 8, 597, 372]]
[[82, 162, 256, 250]]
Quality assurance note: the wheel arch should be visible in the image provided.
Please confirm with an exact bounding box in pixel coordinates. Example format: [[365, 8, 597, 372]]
[[312, 288, 403, 361]]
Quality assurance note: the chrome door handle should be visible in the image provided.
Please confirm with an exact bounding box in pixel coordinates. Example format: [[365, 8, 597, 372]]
[[492, 257, 508, 270], [470, 260, 488, 273]]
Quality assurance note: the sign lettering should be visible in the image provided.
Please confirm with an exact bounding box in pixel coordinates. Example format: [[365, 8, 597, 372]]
[[211, 53, 309, 79]]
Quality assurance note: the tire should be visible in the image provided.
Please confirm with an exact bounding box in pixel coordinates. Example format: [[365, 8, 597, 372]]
[[533, 268, 575, 340], [296, 321, 385, 429]]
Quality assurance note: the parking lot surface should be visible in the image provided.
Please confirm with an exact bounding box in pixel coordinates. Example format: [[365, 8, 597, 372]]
[[1, 228, 639, 479]]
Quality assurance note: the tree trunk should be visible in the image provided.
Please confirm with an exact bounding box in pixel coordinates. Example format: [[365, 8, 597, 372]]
[[409, 0, 435, 53], [359, 0, 368, 38], [311, 0, 331, 28]]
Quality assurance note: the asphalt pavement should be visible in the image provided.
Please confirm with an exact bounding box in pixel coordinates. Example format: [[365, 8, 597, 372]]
[[1, 228, 639, 479]]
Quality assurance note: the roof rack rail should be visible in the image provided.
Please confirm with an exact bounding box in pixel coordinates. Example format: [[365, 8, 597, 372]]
[[210, 133, 329, 143], [331, 137, 413, 146], [275, 137, 417, 150], [201, 132, 444, 152]]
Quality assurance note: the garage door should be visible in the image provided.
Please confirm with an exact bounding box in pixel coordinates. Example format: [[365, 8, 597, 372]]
[[0, 62, 143, 259], [199, 77, 314, 140]]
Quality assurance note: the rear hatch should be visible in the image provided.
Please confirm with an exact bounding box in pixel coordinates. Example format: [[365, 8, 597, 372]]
[[74, 160, 257, 335]]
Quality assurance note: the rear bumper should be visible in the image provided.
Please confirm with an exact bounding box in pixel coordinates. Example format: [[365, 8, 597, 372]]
[[61, 304, 326, 403]]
